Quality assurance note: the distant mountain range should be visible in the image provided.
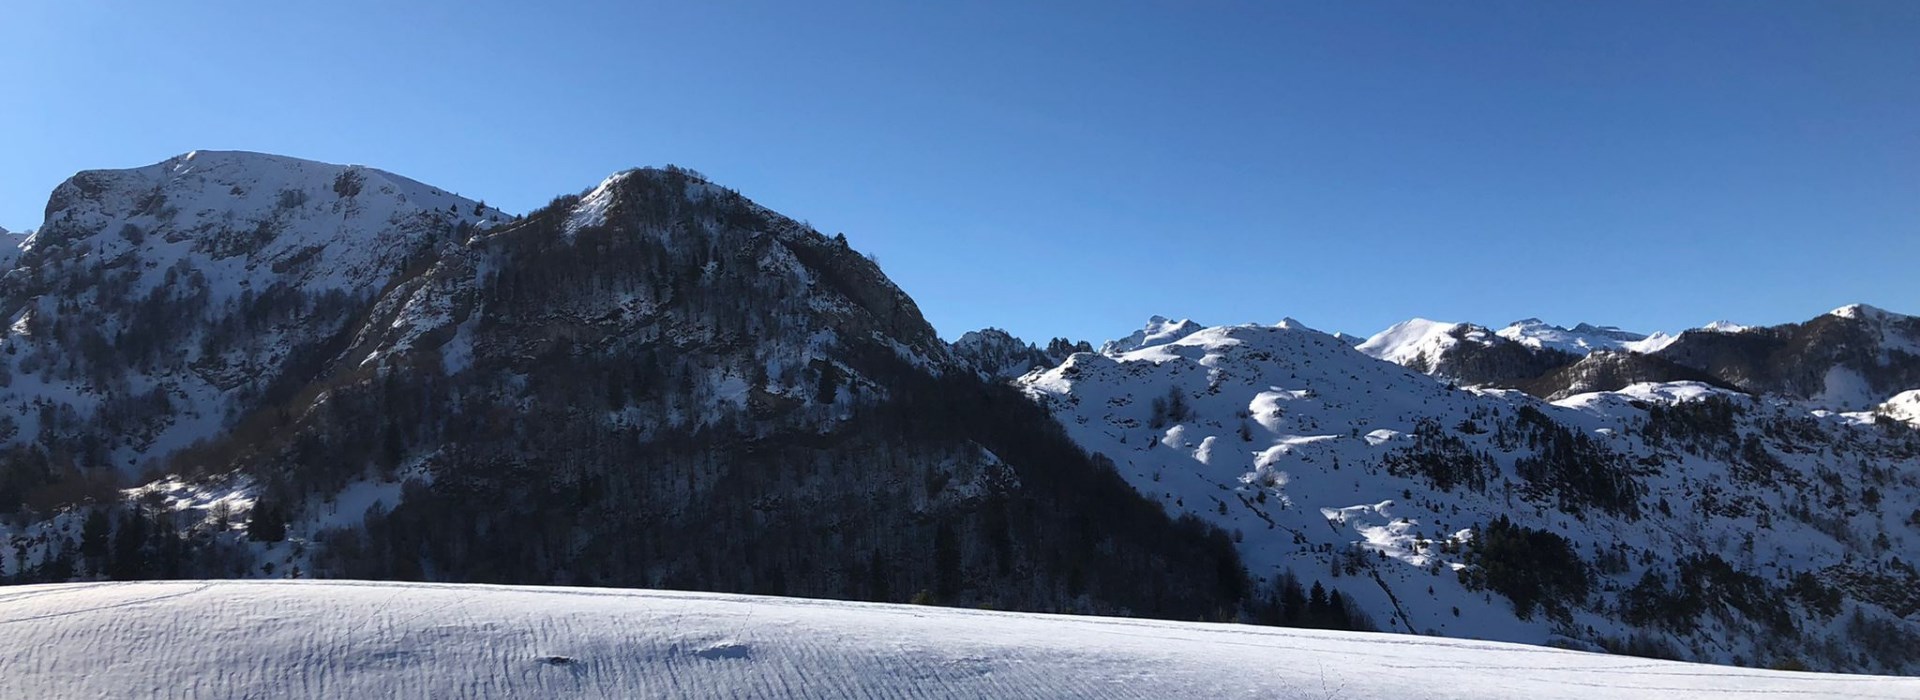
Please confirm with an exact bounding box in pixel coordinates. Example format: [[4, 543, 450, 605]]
[[1, 152, 1915, 675], [1354, 306, 1920, 408]]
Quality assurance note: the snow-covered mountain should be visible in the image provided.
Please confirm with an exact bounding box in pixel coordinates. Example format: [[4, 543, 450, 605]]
[[1357, 318, 1578, 387], [1362, 308, 1920, 412], [6, 580, 1911, 699], [949, 328, 1092, 380], [0, 155, 1241, 627], [1647, 304, 1920, 410], [1019, 316, 1920, 672], [1497, 318, 1677, 355], [950, 328, 1055, 380], [1356, 318, 1481, 369], [2, 151, 1916, 678], [0, 150, 509, 475], [1356, 317, 1666, 375]]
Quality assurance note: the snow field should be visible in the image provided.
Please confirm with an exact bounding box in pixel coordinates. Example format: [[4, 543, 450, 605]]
[[3, 580, 1915, 699]]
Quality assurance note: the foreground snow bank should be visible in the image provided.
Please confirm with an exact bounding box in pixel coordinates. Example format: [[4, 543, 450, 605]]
[[0, 581, 1912, 699]]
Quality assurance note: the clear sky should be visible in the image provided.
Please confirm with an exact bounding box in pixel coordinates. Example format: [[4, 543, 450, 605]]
[[3, 1, 1916, 343]]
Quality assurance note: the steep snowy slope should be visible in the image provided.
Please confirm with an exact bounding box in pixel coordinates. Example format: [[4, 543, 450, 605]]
[[4, 580, 1913, 700], [1355, 318, 1481, 370], [0, 151, 508, 476], [1021, 318, 1920, 673]]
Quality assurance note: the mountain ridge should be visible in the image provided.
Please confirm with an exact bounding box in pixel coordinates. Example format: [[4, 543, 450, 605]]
[[0, 151, 1915, 676], [1356, 306, 1920, 410]]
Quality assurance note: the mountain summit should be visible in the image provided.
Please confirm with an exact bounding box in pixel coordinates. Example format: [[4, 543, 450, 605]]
[[2, 150, 509, 472], [0, 153, 1243, 625]]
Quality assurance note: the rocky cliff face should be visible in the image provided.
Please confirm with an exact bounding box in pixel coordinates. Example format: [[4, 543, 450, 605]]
[[949, 327, 1091, 380]]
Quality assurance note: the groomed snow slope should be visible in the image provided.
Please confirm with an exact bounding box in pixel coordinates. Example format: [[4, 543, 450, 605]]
[[2, 581, 1915, 699]]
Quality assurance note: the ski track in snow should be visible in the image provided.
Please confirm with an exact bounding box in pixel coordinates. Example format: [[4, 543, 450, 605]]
[[1, 580, 1915, 699]]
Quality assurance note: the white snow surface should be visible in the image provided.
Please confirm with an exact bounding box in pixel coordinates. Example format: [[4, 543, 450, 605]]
[[1496, 318, 1676, 355], [1356, 318, 1451, 363], [1875, 390, 1920, 424], [1830, 303, 1903, 322], [1355, 318, 1483, 368], [2, 580, 1911, 700]]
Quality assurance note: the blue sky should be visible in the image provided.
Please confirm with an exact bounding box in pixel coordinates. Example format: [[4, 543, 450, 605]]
[[3, 1, 1915, 342]]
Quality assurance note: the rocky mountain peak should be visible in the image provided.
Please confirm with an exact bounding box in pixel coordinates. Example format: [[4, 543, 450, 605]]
[[951, 328, 1057, 380], [1101, 315, 1205, 355]]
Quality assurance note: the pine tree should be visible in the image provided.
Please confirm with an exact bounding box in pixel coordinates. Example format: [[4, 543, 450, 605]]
[[1328, 589, 1353, 630], [814, 363, 839, 405], [1277, 572, 1307, 625], [40, 538, 74, 582], [80, 508, 112, 560], [867, 550, 892, 602], [1307, 581, 1330, 627], [249, 502, 287, 543], [108, 507, 149, 581], [934, 521, 961, 600], [379, 423, 405, 471]]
